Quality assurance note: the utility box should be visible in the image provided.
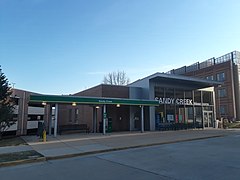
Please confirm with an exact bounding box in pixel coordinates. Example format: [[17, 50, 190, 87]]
[[107, 118, 112, 133], [37, 122, 44, 137]]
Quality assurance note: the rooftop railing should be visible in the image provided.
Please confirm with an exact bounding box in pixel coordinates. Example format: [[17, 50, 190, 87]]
[[167, 51, 240, 75]]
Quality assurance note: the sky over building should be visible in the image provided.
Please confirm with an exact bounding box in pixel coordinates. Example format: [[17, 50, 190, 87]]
[[1, 0, 240, 94]]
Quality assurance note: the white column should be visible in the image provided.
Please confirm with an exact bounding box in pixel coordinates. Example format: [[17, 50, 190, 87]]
[[213, 89, 217, 128], [141, 106, 144, 133], [48, 105, 52, 135], [129, 106, 134, 131], [149, 106, 156, 131], [54, 103, 58, 137], [103, 104, 106, 135]]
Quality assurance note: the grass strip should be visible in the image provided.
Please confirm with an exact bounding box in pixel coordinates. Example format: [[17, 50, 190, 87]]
[[0, 137, 27, 147], [0, 150, 43, 163]]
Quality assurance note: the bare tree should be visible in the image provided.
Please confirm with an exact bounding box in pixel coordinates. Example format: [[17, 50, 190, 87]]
[[103, 71, 130, 85]]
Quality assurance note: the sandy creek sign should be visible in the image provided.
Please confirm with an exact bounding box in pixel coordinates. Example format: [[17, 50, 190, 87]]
[[155, 97, 193, 105]]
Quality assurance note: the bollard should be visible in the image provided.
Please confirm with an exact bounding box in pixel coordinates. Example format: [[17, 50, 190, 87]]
[[43, 130, 47, 142]]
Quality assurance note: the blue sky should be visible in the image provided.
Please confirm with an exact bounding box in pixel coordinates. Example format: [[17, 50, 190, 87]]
[[1, 0, 240, 94]]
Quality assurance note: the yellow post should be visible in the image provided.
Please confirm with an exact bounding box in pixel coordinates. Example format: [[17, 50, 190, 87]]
[[43, 130, 47, 142]]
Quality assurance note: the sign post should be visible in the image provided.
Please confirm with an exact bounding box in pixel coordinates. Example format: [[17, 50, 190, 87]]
[[141, 106, 144, 133], [103, 105, 106, 135]]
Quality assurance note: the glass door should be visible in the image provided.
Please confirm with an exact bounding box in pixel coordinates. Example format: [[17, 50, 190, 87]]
[[203, 111, 214, 128]]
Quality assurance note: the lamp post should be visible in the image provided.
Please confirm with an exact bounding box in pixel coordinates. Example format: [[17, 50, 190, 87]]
[[218, 85, 222, 128]]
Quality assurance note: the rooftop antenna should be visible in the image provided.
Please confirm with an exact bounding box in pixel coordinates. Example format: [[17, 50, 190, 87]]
[[12, 82, 16, 89]]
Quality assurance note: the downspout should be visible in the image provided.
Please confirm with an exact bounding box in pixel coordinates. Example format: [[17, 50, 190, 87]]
[[230, 59, 237, 120]]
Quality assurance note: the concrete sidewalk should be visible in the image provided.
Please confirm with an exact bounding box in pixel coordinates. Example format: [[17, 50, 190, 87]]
[[22, 129, 237, 160]]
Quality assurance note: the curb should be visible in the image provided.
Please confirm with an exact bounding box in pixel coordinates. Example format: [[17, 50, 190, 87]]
[[0, 157, 46, 168], [46, 135, 224, 161]]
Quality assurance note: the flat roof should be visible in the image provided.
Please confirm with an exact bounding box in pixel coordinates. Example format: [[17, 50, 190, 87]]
[[130, 72, 222, 89], [30, 95, 159, 106]]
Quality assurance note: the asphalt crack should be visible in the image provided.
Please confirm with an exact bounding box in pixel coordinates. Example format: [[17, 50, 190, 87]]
[[96, 156, 176, 180]]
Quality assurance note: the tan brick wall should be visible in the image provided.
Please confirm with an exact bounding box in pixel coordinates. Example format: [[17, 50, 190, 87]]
[[184, 61, 237, 120], [58, 84, 130, 132]]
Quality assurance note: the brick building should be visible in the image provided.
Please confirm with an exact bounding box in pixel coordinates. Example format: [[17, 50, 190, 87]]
[[167, 51, 240, 121]]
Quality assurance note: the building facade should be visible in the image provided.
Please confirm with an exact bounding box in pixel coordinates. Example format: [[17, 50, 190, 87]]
[[6, 73, 220, 136], [167, 51, 240, 121], [57, 84, 130, 133], [6, 89, 46, 136], [129, 73, 220, 131]]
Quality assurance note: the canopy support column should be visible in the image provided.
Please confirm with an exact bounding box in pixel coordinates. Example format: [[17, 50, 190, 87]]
[[141, 105, 144, 133], [103, 104, 106, 135], [54, 103, 58, 137], [93, 107, 97, 133]]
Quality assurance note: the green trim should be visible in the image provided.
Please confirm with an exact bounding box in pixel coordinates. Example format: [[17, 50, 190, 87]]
[[30, 95, 159, 106]]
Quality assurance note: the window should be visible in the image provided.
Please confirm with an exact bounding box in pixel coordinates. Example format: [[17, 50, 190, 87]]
[[12, 114, 18, 121], [185, 90, 193, 99], [206, 75, 214, 80], [194, 90, 201, 103], [216, 72, 225, 81], [154, 86, 164, 98], [203, 91, 213, 104], [165, 88, 174, 98], [218, 88, 227, 98], [186, 107, 194, 124], [12, 97, 19, 105], [195, 107, 202, 127], [69, 109, 72, 122], [220, 105, 227, 115], [74, 108, 79, 123]]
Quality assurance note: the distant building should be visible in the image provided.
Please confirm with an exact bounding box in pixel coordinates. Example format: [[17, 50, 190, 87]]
[[7, 89, 46, 136], [167, 51, 240, 121]]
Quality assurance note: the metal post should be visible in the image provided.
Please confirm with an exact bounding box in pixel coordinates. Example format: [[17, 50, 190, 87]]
[[192, 90, 196, 128], [183, 91, 186, 124], [93, 107, 97, 133], [103, 104, 106, 135], [54, 103, 58, 137], [48, 105, 52, 135], [141, 106, 144, 133], [201, 91, 204, 129], [213, 89, 217, 128]]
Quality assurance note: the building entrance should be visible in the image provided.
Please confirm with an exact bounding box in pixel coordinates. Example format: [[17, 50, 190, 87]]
[[203, 111, 213, 128]]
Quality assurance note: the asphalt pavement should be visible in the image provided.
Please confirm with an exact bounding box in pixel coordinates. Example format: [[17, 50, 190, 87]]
[[0, 129, 238, 166], [22, 129, 235, 159], [0, 130, 240, 180]]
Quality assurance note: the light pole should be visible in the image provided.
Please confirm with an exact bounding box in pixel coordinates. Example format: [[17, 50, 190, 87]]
[[218, 85, 222, 128]]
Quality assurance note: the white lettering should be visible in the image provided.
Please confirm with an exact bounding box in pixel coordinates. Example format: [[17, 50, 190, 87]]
[[188, 99, 193, 105], [155, 97, 193, 105]]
